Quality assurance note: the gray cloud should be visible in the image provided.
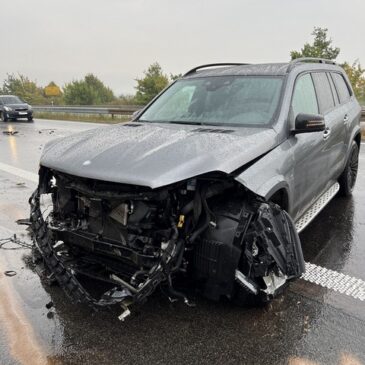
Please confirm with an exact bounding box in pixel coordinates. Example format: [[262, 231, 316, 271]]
[[1, 0, 364, 95]]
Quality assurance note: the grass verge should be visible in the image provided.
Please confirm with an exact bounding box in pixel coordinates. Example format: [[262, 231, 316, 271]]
[[34, 112, 131, 124]]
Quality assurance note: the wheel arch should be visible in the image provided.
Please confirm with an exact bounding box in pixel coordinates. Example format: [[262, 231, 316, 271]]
[[354, 131, 361, 150], [267, 186, 290, 212]]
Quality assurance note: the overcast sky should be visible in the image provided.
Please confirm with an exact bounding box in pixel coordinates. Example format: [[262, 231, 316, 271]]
[[1, 0, 364, 95]]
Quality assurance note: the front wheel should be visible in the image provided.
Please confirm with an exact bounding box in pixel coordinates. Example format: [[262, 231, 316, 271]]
[[0, 112, 8, 122], [338, 141, 359, 196], [28, 116, 34, 122]]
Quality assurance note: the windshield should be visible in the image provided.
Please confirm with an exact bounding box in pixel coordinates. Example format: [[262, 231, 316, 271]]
[[139, 76, 283, 126], [0, 96, 23, 104]]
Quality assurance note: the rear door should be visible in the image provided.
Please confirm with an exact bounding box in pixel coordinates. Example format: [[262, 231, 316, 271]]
[[290, 73, 329, 219], [330, 72, 356, 174], [312, 72, 347, 183]]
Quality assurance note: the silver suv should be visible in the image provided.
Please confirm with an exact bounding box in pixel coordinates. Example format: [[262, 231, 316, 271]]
[[30, 58, 361, 316]]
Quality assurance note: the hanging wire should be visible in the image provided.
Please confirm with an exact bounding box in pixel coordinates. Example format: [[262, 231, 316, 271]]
[[0, 234, 33, 250]]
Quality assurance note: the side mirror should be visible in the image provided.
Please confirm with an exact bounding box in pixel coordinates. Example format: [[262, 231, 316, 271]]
[[292, 113, 325, 134]]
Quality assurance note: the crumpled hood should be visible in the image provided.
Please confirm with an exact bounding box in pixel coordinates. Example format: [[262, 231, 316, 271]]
[[40, 122, 279, 188]]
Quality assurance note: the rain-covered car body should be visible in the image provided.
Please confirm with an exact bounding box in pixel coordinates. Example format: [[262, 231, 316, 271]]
[[30, 59, 362, 315], [0, 95, 33, 121]]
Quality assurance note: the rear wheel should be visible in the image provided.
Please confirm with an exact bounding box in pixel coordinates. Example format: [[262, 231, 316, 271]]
[[339, 141, 359, 196]]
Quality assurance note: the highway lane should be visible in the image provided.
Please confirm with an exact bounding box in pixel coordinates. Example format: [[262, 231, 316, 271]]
[[0, 118, 364, 365]]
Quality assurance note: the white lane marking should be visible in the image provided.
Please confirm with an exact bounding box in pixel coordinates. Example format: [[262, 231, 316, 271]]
[[0, 162, 38, 183], [302, 262, 365, 301]]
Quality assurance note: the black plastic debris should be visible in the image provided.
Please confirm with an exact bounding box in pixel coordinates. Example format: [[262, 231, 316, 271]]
[[0, 234, 33, 249], [16, 218, 32, 226], [4, 270, 17, 277], [2, 130, 19, 135]]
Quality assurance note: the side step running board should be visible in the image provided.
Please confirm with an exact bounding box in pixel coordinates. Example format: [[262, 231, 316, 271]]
[[295, 182, 339, 233]]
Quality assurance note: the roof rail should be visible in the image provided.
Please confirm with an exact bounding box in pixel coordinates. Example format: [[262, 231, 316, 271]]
[[183, 63, 250, 77], [287, 57, 337, 72]]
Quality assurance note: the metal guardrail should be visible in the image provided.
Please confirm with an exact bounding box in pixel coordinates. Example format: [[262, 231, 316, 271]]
[[32, 105, 141, 117], [32, 105, 365, 120]]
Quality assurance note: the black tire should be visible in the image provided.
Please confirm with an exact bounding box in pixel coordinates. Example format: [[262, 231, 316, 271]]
[[28, 117, 34, 122], [338, 141, 359, 196], [0, 112, 8, 122]]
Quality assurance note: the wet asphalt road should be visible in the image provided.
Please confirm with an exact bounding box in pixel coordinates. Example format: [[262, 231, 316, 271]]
[[0, 119, 364, 365]]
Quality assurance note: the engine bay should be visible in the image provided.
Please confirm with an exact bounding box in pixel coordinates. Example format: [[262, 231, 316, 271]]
[[30, 166, 305, 319]]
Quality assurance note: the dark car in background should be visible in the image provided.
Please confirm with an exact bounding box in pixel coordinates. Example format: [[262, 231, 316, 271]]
[[0, 95, 33, 122]]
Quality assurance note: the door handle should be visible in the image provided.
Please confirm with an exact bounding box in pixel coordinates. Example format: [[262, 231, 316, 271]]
[[323, 128, 331, 140], [343, 114, 349, 123]]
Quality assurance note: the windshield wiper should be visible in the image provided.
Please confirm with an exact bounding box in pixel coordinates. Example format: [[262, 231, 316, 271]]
[[167, 121, 206, 126]]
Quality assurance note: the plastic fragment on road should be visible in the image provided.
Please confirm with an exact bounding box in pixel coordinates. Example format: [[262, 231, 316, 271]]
[[4, 271, 17, 277], [2, 130, 19, 135]]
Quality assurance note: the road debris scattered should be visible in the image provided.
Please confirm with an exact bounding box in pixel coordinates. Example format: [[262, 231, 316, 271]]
[[0, 234, 33, 250], [4, 270, 17, 277], [16, 218, 32, 226], [2, 130, 19, 136]]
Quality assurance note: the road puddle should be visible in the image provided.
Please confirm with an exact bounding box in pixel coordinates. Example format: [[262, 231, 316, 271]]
[[0, 262, 48, 365]]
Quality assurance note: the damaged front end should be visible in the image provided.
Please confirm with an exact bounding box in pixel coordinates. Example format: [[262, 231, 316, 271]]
[[30, 166, 305, 318]]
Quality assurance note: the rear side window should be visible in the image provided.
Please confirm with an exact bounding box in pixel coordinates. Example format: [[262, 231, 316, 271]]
[[331, 73, 351, 104], [327, 72, 340, 104], [312, 72, 335, 114], [292, 74, 319, 117]]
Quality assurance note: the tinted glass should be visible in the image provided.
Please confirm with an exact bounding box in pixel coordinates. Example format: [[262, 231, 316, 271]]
[[0, 96, 23, 104], [139, 76, 283, 127], [312, 72, 335, 113], [292, 74, 318, 117], [331, 73, 351, 104], [327, 72, 340, 104]]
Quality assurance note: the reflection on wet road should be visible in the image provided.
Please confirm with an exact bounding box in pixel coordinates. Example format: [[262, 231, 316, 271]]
[[0, 119, 364, 365]]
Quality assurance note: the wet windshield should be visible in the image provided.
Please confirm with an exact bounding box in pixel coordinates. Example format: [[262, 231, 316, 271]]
[[0, 96, 23, 104], [139, 76, 283, 126]]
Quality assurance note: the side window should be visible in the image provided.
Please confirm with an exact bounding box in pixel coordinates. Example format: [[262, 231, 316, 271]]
[[312, 72, 335, 114], [331, 73, 351, 104], [327, 72, 340, 104], [292, 74, 319, 118]]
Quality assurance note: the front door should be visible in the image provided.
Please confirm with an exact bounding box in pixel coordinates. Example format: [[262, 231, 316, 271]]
[[290, 73, 329, 219]]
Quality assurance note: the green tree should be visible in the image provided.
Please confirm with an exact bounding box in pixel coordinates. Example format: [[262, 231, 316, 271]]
[[117, 93, 138, 105], [1, 73, 45, 104], [170, 73, 182, 81], [290, 27, 340, 60], [63, 74, 115, 105], [342, 61, 365, 103], [134, 62, 169, 104]]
